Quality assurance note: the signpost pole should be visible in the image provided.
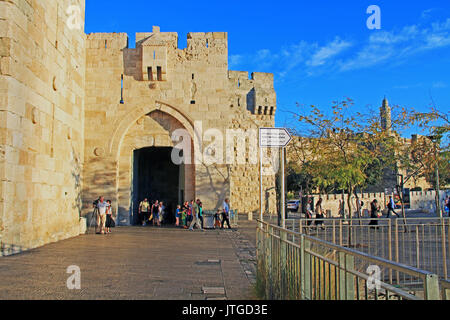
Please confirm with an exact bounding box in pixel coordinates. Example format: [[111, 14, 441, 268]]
[[280, 147, 286, 229], [259, 127, 292, 226]]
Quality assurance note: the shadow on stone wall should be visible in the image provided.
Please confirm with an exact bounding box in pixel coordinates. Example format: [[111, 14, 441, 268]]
[[199, 163, 230, 210], [71, 146, 83, 219]]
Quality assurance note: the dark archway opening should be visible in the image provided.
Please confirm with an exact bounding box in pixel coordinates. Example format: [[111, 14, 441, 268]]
[[132, 147, 184, 225]]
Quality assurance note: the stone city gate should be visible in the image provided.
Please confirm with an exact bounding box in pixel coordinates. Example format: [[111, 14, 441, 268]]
[[84, 102, 196, 226], [116, 102, 196, 225]]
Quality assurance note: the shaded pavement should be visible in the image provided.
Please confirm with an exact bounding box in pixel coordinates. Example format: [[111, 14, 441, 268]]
[[0, 220, 258, 300]]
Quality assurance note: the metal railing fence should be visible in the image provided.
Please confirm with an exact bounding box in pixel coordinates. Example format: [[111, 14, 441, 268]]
[[256, 219, 448, 300], [282, 217, 449, 281]]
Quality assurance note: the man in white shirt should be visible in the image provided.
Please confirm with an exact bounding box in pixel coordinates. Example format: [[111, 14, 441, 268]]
[[96, 196, 108, 234], [221, 198, 232, 230], [387, 196, 400, 218]]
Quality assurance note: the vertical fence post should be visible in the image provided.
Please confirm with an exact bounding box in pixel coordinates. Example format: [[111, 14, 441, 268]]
[[388, 219, 393, 284], [338, 251, 346, 300], [256, 221, 265, 298], [440, 218, 447, 279], [338, 251, 355, 300], [280, 229, 287, 299], [416, 225, 420, 269], [332, 219, 336, 244], [424, 274, 440, 300], [394, 219, 400, 284], [299, 234, 304, 299], [265, 224, 272, 299], [302, 237, 311, 300], [345, 254, 355, 300]]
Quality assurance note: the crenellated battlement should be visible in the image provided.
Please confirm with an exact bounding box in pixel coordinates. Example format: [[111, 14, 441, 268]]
[[86, 32, 129, 49]]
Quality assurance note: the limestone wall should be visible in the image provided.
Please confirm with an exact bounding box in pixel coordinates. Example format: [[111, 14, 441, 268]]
[[410, 190, 449, 214], [227, 71, 277, 215], [0, 0, 86, 249]]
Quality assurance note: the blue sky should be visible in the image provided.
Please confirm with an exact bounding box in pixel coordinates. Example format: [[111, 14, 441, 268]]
[[85, 0, 450, 135]]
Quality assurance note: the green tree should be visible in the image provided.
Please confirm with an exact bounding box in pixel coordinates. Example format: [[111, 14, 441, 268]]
[[290, 99, 404, 220]]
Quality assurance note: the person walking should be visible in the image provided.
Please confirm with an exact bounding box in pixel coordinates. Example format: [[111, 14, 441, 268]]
[[221, 198, 232, 230], [105, 200, 115, 233], [314, 198, 326, 230], [305, 197, 314, 227], [139, 198, 150, 226], [182, 202, 188, 228], [158, 201, 164, 225], [369, 199, 381, 229], [189, 199, 203, 231], [187, 200, 194, 228], [198, 201, 204, 229], [152, 200, 160, 226], [445, 196, 450, 217], [175, 205, 181, 227], [387, 196, 400, 218], [96, 196, 108, 234], [214, 209, 221, 229]]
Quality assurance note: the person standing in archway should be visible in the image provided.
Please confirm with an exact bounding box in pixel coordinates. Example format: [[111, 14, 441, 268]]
[[152, 200, 160, 226], [158, 201, 164, 226], [139, 198, 150, 226]]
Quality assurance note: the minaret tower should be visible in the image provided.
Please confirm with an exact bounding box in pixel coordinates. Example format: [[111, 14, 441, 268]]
[[380, 96, 392, 131]]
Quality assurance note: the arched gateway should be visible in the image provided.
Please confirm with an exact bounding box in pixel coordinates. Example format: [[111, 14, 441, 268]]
[[115, 102, 196, 225]]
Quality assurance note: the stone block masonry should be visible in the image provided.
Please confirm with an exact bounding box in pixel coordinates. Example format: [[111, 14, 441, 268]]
[[0, 0, 86, 250]]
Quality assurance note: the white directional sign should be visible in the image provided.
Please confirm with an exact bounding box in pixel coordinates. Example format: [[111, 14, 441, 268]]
[[259, 127, 292, 147]]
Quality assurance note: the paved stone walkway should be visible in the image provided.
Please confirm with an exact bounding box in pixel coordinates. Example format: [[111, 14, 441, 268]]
[[0, 221, 258, 300]]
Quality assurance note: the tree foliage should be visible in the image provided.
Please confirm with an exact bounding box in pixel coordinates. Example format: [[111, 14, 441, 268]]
[[287, 99, 401, 217]]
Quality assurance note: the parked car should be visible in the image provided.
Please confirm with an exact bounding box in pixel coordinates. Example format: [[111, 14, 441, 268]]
[[287, 200, 300, 212]]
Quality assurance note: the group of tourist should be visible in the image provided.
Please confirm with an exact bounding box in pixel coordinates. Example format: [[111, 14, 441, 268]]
[[93, 196, 115, 234], [139, 197, 233, 231], [304, 197, 326, 229], [138, 198, 166, 226], [303, 195, 416, 230]]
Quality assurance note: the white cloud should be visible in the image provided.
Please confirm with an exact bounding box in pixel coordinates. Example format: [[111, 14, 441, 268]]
[[432, 81, 447, 88], [228, 18, 450, 79], [338, 19, 450, 72], [421, 8, 435, 20], [229, 54, 243, 68], [307, 38, 352, 67]]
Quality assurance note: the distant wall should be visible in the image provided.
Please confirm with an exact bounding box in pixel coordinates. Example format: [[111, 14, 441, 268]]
[[305, 190, 449, 217]]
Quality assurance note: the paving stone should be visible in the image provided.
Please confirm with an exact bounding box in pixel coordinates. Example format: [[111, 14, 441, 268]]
[[0, 224, 258, 300], [202, 287, 226, 295]]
